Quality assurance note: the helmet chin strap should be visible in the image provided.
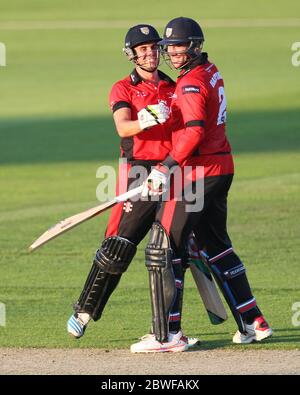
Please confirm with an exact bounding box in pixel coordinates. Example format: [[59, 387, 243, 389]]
[[133, 53, 160, 72], [137, 64, 158, 72], [162, 43, 203, 70], [162, 52, 192, 70], [178, 54, 200, 70]]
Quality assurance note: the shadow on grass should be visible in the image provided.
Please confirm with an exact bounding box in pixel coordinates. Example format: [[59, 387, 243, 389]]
[[190, 339, 233, 351], [191, 327, 300, 350], [0, 115, 119, 165], [273, 328, 300, 332], [0, 108, 300, 165]]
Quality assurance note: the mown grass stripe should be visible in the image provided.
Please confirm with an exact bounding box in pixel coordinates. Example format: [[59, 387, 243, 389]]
[[0, 18, 300, 30]]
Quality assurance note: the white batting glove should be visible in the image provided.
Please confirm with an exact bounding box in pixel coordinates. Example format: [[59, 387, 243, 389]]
[[141, 164, 170, 197], [137, 103, 169, 130]]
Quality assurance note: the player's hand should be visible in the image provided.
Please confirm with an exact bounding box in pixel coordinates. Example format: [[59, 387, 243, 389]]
[[137, 102, 169, 130], [141, 164, 170, 197]]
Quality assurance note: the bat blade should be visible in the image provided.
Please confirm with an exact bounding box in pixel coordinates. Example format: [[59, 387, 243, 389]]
[[190, 259, 228, 324], [28, 200, 114, 252], [188, 234, 228, 324], [29, 184, 143, 252]]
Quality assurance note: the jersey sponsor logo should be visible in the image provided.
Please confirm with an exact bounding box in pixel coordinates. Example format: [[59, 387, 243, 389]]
[[182, 85, 201, 94]]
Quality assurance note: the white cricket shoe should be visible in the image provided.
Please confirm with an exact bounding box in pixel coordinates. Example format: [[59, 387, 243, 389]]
[[233, 316, 273, 344], [130, 331, 189, 353], [67, 312, 91, 338], [137, 332, 200, 348]]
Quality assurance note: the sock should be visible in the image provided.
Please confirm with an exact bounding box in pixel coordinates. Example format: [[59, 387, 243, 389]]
[[243, 307, 262, 325]]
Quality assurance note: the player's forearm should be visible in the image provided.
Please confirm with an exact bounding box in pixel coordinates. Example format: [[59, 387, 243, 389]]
[[115, 119, 143, 137]]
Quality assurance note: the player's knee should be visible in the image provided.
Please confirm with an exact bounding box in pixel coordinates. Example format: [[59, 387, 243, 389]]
[[94, 236, 137, 275], [145, 222, 172, 269]]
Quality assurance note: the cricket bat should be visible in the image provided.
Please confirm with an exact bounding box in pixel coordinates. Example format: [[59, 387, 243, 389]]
[[29, 184, 143, 252], [188, 234, 228, 325]]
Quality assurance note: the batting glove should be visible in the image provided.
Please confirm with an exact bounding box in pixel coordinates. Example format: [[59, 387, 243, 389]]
[[138, 102, 169, 130], [141, 164, 170, 197]]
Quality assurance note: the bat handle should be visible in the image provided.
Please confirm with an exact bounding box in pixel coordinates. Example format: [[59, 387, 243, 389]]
[[115, 185, 143, 202]]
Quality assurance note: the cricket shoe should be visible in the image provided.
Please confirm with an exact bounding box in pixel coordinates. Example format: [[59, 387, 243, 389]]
[[67, 312, 91, 338], [137, 332, 200, 348], [130, 331, 189, 353], [183, 335, 201, 348], [232, 316, 273, 344]]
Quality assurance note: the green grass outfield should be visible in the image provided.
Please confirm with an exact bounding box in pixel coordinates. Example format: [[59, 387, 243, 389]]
[[0, 0, 300, 350]]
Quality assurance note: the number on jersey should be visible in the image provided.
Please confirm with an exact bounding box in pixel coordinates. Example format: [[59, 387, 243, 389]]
[[217, 86, 227, 125]]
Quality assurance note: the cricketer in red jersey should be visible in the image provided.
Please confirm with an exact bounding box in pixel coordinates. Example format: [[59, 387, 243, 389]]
[[109, 69, 173, 163], [136, 17, 273, 350], [67, 24, 196, 352], [166, 59, 234, 177], [106, 68, 174, 237]]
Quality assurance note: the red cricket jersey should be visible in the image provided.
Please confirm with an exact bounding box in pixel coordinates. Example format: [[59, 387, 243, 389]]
[[163, 55, 234, 177], [109, 69, 175, 161]]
